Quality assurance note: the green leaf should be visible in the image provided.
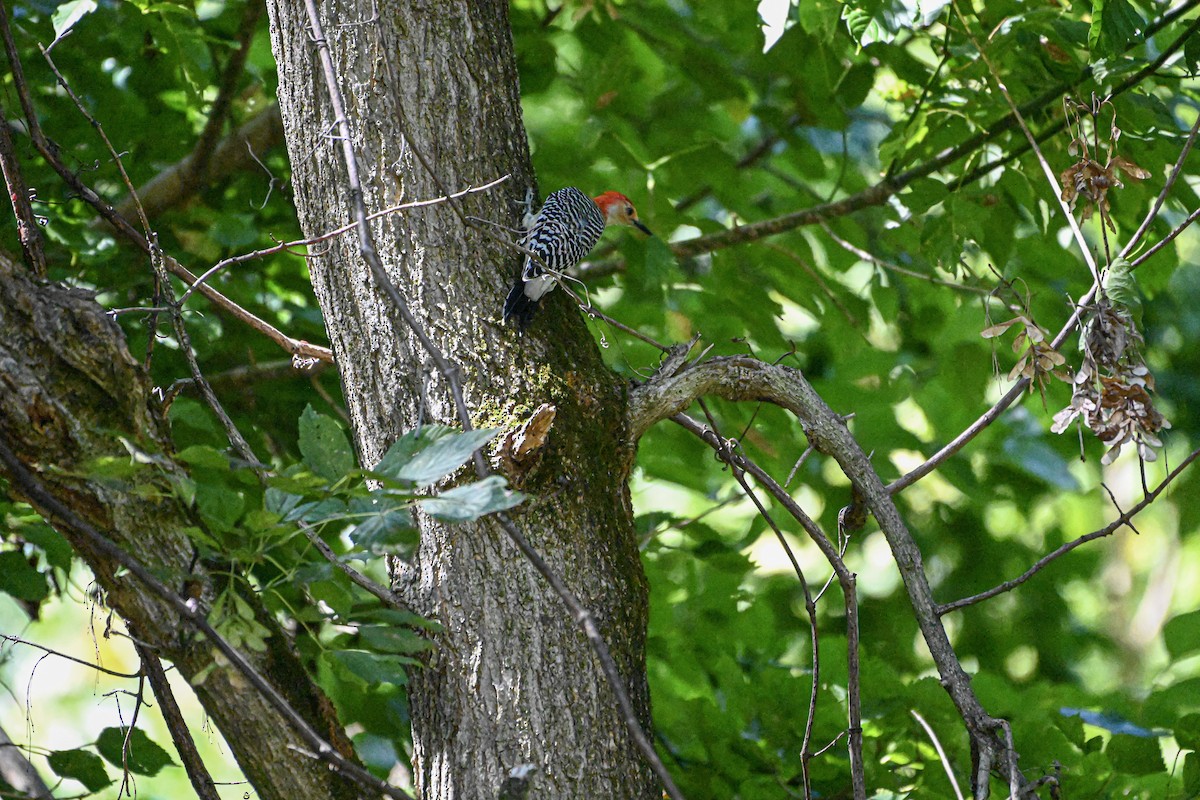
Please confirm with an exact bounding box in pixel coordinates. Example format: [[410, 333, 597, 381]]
[[1105, 733, 1164, 776], [194, 481, 245, 532], [1176, 713, 1200, 751], [1088, 0, 1143, 57], [1103, 258, 1140, 311], [1185, 751, 1200, 797], [48, 748, 111, 792], [1164, 610, 1200, 659], [419, 476, 525, 522], [359, 626, 435, 655], [348, 495, 416, 554], [176, 445, 232, 471], [376, 427, 499, 486], [95, 727, 176, 776], [51, 0, 97, 39], [0, 551, 49, 602], [298, 405, 356, 482], [796, 0, 840, 42], [211, 592, 273, 653], [329, 650, 415, 688], [1186, 29, 1200, 73], [1000, 436, 1080, 491], [21, 524, 74, 572]]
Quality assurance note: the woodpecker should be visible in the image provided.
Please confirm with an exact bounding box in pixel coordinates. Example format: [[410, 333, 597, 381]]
[[503, 187, 652, 328]]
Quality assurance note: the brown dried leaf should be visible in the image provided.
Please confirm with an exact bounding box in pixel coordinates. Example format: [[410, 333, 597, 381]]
[[1111, 155, 1150, 181], [1060, 163, 1082, 204], [981, 318, 1021, 339], [1009, 356, 1030, 383]]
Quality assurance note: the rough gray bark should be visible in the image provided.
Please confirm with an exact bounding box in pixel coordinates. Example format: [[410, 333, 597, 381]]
[[265, 1, 658, 798], [0, 251, 360, 800]]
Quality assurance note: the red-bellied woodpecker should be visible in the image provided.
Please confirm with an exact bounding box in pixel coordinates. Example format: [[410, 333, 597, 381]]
[[503, 187, 652, 328]]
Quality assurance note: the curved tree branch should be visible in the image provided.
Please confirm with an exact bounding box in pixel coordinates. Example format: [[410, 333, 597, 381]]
[[629, 355, 1021, 793], [114, 105, 284, 222]]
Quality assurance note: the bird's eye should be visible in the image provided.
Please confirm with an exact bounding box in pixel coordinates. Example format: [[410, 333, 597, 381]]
[[625, 206, 633, 215]]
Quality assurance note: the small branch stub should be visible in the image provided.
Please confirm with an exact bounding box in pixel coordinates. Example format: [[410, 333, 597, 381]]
[[500, 403, 557, 479]]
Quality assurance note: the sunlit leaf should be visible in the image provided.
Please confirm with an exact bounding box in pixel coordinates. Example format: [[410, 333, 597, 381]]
[[418, 476, 525, 522]]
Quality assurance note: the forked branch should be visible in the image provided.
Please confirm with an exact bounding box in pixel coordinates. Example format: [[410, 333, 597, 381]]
[[629, 355, 1021, 794]]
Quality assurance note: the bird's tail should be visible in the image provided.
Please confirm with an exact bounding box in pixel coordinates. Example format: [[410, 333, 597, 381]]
[[503, 280, 538, 329]]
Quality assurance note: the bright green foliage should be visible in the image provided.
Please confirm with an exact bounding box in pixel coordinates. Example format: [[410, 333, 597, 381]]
[[2, 0, 1200, 797]]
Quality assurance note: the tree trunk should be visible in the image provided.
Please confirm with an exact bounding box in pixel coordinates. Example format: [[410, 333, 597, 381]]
[[0, 251, 360, 800], [265, 1, 657, 798]]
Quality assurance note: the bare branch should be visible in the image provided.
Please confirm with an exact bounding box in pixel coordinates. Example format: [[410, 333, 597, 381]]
[[133, 640, 222, 800], [0, 722, 53, 800], [671, 410, 864, 797], [631, 355, 1024, 788], [1130, 205, 1200, 270], [0, 99, 45, 275], [115, 106, 285, 222], [938, 445, 1200, 615], [1120, 112, 1200, 259], [39, 44, 151, 238], [0, 633, 142, 679], [297, 522, 414, 612]]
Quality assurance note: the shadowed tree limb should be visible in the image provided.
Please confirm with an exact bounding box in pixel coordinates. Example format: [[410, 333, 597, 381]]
[[0, 248, 389, 800]]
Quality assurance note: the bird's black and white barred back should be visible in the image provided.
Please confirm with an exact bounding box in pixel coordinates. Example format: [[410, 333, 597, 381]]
[[503, 187, 652, 329]]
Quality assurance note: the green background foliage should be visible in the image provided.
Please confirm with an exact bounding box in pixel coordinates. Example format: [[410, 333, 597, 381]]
[[3, 0, 1200, 796]]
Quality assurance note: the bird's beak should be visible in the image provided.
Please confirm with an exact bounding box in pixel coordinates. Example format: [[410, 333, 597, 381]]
[[633, 219, 653, 236]]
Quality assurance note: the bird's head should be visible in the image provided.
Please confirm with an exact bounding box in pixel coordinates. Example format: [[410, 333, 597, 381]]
[[594, 191, 653, 236]]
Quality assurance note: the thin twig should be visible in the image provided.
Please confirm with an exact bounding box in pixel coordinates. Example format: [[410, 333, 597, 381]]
[[1131, 205, 1200, 270], [115, 669, 146, 798], [150, 243, 262, 466], [0, 633, 141, 679], [39, 44, 151, 238], [938, 445, 1200, 615], [0, 98, 45, 275], [179, 177, 510, 305], [559, 283, 671, 352], [912, 710, 965, 800], [763, 242, 865, 330], [671, 411, 865, 799], [952, 0, 1099, 285], [820, 224, 991, 296], [696, 403, 824, 800], [297, 522, 411, 612], [1120, 113, 1200, 258]]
